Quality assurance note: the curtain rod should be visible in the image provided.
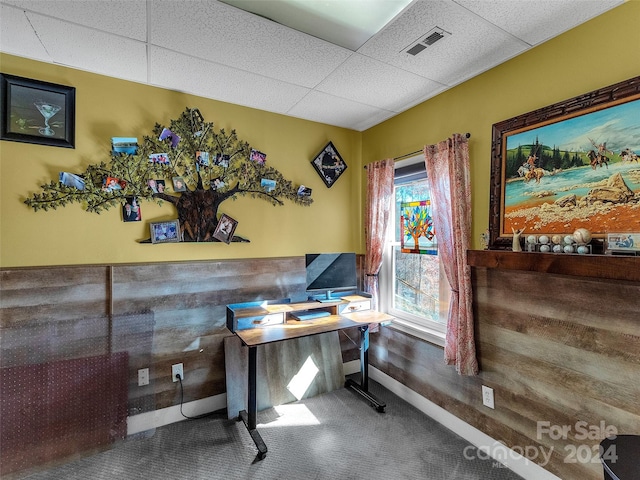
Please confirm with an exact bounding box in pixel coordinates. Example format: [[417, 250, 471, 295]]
[[394, 132, 471, 161], [365, 133, 471, 167]]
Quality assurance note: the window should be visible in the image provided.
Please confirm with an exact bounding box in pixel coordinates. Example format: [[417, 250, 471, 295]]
[[379, 156, 449, 345]]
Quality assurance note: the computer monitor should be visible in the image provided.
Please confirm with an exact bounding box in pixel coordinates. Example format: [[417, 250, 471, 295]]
[[305, 253, 357, 300]]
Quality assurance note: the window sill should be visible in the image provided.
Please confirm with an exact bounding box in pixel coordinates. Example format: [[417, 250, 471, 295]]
[[388, 318, 445, 348]]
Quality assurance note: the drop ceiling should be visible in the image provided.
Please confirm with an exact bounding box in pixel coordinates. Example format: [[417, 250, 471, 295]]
[[0, 0, 624, 131]]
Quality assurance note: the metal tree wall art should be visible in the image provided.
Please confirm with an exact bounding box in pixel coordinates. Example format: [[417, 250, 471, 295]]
[[24, 108, 313, 242]]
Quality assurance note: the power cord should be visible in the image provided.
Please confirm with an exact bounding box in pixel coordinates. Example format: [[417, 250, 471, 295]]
[[175, 373, 222, 420]]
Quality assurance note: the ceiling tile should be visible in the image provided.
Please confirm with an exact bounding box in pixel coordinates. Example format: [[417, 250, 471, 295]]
[[455, 0, 624, 46], [149, 0, 352, 89], [26, 12, 147, 83], [316, 53, 446, 112], [0, 4, 51, 62], [2, 0, 147, 41], [287, 90, 394, 130], [149, 46, 311, 115], [358, 0, 527, 85]]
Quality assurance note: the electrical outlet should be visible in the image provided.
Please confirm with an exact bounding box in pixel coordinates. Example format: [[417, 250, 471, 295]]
[[172, 363, 184, 382], [138, 368, 149, 386], [482, 385, 495, 409]]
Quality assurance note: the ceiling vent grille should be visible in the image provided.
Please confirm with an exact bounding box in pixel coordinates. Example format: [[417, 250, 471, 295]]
[[404, 27, 450, 56]]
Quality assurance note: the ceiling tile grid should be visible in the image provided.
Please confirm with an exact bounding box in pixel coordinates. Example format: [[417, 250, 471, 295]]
[[149, 46, 311, 115], [455, 0, 624, 46], [148, 0, 352, 89], [0, 4, 51, 62], [287, 89, 395, 131], [25, 11, 148, 83], [0, 0, 625, 131], [315, 53, 446, 112], [2, 0, 147, 41]]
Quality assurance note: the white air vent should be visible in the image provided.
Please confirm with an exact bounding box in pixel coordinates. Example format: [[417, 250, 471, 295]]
[[403, 27, 450, 56]]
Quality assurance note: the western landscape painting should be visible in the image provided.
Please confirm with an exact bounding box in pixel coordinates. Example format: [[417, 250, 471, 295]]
[[501, 97, 640, 237]]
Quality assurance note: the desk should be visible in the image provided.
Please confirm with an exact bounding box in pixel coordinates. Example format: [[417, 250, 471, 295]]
[[228, 298, 393, 459]]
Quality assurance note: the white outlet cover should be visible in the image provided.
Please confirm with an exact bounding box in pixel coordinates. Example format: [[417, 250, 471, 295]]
[[482, 385, 495, 409], [138, 368, 149, 386]]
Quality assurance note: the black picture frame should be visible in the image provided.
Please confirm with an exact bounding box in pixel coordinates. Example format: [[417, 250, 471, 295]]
[[0, 73, 75, 148], [311, 141, 347, 188], [489, 76, 640, 250]]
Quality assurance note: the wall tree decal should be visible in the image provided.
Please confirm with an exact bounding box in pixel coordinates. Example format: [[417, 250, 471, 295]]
[[24, 108, 313, 242]]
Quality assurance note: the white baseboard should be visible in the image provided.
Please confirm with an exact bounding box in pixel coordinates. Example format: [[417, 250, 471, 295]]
[[368, 366, 561, 480], [127, 393, 226, 435]]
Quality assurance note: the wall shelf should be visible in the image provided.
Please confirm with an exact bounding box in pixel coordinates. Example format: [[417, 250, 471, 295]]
[[467, 250, 640, 283]]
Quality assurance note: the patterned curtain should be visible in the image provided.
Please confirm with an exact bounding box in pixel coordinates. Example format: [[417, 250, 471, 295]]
[[424, 134, 478, 376], [364, 159, 394, 312]]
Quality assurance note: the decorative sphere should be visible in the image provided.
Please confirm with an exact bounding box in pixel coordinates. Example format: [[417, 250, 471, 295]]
[[551, 235, 563, 245], [538, 235, 550, 244], [573, 228, 592, 245], [527, 235, 537, 244], [564, 244, 574, 253], [564, 235, 574, 245], [539, 244, 551, 253], [553, 244, 563, 253], [577, 245, 589, 254]]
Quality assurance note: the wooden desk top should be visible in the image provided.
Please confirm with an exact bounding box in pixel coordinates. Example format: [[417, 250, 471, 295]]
[[235, 310, 393, 347]]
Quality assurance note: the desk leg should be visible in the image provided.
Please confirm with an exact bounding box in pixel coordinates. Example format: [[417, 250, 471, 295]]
[[345, 325, 386, 413], [239, 345, 268, 459]]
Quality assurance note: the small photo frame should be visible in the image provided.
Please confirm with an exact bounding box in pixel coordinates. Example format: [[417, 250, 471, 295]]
[[172, 176, 186, 192], [122, 197, 141, 222], [311, 141, 347, 187], [102, 176, 126, 192], [149, 153, 169, 165], [1, 73, 76, 148], [297, 185, 312, 197], [112, 137, 138, 155], [156, 179, 166, 193], [59, 172, 85, 190], [196, 151, 209, 167], [210, 177, 225, 190], [607, 233, 640, 252], [150, 220, 180, 244], [250, 149, 267, 165], [213, 214, 238, 244], [261, 178, 276, 192], [159, 127, 180, 148]]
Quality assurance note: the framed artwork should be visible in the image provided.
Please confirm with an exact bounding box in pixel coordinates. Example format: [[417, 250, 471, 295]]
[[400, 200, 437, 254], [0, 73, 76, 148], [311, 141, 347, 187], [213, 213, 237, 244], [489, 76, 640, 250], [150, 220, 180, 244]]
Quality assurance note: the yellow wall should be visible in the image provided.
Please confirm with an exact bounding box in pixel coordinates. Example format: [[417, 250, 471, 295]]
[[363, 0, 640, 249], [0, 54, 362, 267], [2, 1, 639, 267]]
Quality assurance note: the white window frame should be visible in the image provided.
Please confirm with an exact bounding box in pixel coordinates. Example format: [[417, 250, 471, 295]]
[[379, 156, 448, 347]]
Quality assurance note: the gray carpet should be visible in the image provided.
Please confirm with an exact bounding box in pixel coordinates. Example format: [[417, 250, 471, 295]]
[[22, 380, 524, 480]]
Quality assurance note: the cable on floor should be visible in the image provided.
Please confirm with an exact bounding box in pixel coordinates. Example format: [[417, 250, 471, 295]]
[[175, 374, 225, 420]]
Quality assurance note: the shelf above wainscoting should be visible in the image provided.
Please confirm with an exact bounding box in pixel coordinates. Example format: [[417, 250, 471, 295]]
[[467, 250, 640, 283]]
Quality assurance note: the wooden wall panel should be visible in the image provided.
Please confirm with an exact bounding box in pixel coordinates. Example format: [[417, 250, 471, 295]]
[[0, 254, 364, 476], [371, 255, 640, 480]]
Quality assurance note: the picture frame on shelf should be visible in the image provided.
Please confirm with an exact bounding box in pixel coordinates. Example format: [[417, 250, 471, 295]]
[[0, 73, 76, 148], [150, 220, 180, 244], [311, 141, 347, 188], [213, 214, 237, 244], [489, 76, 640, 250]]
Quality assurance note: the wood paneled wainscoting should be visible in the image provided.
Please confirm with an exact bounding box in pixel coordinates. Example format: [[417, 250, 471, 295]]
[[0, 256, 364, 478], [369, 250, 639, 480]]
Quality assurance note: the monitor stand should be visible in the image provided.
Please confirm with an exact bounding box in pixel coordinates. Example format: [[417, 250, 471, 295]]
[[317, 290, 341, 303]]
